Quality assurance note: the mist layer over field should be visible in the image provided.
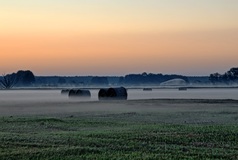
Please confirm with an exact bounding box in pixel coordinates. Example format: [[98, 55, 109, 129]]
[[0, 89, 238, 121], [0, 88, 238, 102], [1, 89, 238, 159]]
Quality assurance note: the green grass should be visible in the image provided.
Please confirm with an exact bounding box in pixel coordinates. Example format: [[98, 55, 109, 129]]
[[0, 112, 238, 160]]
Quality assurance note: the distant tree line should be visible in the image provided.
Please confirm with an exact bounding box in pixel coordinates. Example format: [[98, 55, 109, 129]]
[[90, 77, 109, 85], [5, 68, 238, 87], [36, 73, 189, 86], [90, 73, 189, 86], [1, 70, 190, 88], [209, 67, 238, 84]]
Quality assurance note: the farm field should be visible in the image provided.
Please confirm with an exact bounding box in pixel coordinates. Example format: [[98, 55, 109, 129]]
[[0, 98, 238, 159]]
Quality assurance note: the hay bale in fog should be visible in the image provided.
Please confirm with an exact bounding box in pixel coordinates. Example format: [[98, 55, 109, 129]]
[[61, 89, 70, 95], [76, 89, 91, 97], [68, 89, 77, 97], [143, 88, 152, 91], [98, 87, 127, 100], [98, 89, 108, 99], [178, 87, 187, 91], [68, 89, 91, 98]]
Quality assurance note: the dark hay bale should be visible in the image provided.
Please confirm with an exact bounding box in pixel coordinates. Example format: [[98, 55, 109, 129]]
[[143, 88, 152, 91], [69, 89, 91, 98], [61, 89, 70, 95], [76, 89, 91, 97], [98, 87, 127, 100], [68, 89, 78, 97], [98, 89, 108, 98], [178, 87, 187, 91]]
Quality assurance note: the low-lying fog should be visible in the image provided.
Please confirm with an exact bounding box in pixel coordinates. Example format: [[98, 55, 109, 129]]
[[0, 88, 237, 116], [0, 88, 238, 102]]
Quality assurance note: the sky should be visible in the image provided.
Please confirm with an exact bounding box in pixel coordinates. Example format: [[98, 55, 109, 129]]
[[0, 0, 238, 76]]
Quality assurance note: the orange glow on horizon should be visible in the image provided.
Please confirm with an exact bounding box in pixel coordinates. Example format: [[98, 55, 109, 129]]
[[1, 1, 238, 75], [1, 30, 238, 75]]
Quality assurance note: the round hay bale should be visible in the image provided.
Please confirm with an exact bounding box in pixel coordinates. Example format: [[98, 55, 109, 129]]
[[107, 88, 117, 97], [98, 87, 127, 100], [68, 89, 78, 97], [69, 89, 91, 98], [76, 89, 91, 97], [61, 89, 70, 95], [143, 88, 152, 91], [98, 89, 108, 99], [178, 87, 187, 91]]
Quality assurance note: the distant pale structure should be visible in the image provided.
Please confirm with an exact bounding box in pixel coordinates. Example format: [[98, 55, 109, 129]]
[[160, 78, 187, 86]]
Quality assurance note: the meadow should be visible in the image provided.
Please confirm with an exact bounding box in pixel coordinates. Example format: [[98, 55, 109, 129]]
[[0, 98, 238, 159]]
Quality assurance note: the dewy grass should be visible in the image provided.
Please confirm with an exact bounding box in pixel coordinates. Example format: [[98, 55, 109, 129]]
[[0, 113, 238, 160]]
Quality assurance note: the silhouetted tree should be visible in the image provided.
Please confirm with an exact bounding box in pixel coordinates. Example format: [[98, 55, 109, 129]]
[[0, 74, 16, 89], [229, 68, 238, 80], [209, 67, 238, 84], [14, 70, 35, 86]]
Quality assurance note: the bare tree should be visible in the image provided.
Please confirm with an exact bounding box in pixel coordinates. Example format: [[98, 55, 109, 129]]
[[0, 74, 16, 89]]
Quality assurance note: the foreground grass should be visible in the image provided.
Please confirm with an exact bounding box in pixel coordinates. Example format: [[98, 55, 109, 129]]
[[0, 112, 238, 160]]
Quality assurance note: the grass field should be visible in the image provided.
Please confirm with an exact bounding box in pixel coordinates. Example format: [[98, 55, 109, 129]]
[[0, 99, 238, 159]]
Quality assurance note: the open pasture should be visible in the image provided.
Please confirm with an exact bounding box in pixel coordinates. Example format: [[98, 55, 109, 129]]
[[0, 90, 238, 159]]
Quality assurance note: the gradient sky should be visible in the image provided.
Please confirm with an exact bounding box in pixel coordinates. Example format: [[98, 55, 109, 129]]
[[1, 0, 238, 76]]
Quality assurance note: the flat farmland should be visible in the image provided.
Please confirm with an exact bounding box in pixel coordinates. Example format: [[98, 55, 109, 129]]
[[0, 98, 238, 159]]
